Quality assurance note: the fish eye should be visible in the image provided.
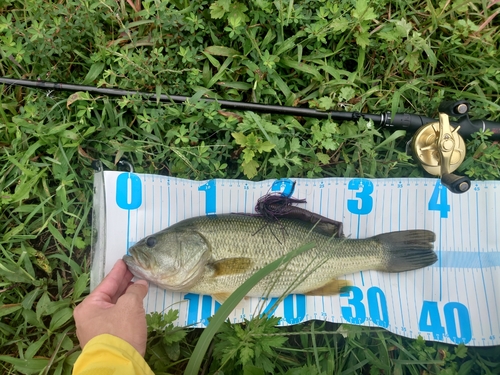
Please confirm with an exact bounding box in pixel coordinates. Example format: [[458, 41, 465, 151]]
[[146, 236, 157, 248]]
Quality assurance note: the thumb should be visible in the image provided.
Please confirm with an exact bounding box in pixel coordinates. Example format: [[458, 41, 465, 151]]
[[124, 279, 149, 301]]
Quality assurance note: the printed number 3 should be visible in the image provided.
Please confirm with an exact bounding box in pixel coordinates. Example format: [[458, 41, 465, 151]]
[[347, 178, 374, 215]]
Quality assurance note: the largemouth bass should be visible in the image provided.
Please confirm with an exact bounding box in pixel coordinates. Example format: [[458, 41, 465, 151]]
[[123, 214, 436, 302]]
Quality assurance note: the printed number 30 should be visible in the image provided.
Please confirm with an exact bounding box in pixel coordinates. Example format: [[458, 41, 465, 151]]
[[347, 178, 374, 215]]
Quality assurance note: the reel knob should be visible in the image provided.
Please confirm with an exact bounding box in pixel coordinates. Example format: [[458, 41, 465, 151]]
[[411, 113, 471, 194]]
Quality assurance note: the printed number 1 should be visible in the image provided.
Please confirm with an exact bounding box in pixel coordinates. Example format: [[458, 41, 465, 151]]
[[428, 180, 450, 218], [198, 180, 216, 215]]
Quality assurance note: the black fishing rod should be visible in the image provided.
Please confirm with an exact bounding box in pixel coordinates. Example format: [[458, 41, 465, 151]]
[[1, 77, 500, 140], [2, 77, 500, 194]]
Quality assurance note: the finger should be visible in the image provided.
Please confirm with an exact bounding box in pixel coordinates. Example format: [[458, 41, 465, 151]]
[[91, 260, 134, 303], [113, 267, 135, 301], [117, 280, 149, 305]]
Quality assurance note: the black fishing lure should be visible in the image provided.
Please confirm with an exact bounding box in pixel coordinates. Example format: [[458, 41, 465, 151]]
[[246, 193, 344, 242]]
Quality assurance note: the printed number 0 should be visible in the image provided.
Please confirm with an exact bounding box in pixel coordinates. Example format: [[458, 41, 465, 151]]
[[115, 173, 142, 210], [347, 178, 374, 215]]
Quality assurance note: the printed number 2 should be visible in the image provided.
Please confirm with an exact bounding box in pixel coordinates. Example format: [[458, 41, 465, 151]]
[[428, 180, 450, 218], [347, 178, 374, 215], [261, 295, 307, 325]]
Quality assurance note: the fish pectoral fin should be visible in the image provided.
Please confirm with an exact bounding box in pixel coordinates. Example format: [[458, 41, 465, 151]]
[[211, 257, 253, 277], [212, 292, 232, 304], [305, 279, 352, 296]]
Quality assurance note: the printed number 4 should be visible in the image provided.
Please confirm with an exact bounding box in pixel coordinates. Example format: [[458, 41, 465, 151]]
[[428, 180, 450, 218]]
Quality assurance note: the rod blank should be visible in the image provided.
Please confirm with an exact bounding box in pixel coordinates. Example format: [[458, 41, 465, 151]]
[[2, 77, 500, 139]]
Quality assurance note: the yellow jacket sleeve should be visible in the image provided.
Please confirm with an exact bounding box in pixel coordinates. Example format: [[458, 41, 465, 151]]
[[72, 334, 154, 375]]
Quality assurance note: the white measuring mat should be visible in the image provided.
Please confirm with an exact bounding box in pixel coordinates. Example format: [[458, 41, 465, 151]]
[[91, 171, 499, 347]]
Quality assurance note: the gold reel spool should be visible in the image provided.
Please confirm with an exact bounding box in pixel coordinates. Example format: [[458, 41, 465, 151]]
[[411, 113, 470, 193]]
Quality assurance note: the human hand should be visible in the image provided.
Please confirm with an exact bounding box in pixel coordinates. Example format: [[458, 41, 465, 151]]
[[73, 259, 149, 356]]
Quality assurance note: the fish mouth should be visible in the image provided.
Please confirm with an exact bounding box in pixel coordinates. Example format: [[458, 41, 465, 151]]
[[123, 253, 153, 281], [122, 254, 135, 267], [123, 249, 151, 271]]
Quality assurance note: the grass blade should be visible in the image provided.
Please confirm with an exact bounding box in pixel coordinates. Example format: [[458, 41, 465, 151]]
[[184, 241, 316, 374]]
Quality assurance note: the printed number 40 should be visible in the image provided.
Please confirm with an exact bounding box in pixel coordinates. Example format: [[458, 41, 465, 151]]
[[418, 301, 472, 344]]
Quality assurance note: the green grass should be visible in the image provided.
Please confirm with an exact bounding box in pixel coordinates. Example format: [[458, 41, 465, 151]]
[[1, 0, 500, 374]]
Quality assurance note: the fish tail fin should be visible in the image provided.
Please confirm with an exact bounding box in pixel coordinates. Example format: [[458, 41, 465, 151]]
[[373, 230, 437, 272]]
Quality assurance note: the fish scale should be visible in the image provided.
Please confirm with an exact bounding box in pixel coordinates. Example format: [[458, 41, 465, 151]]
[[189, 215, 388, 296], [123, 214, 437, 301]]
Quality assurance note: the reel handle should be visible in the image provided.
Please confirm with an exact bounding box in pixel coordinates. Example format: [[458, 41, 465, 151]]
[[441, 173, 471, 194]]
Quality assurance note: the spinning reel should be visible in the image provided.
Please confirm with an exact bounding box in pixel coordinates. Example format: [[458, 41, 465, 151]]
[[408, 100, 471, 194]]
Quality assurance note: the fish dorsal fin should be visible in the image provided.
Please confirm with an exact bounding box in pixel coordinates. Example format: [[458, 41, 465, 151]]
[[212, 257, 253, 277], [304, 279, 352, 296]]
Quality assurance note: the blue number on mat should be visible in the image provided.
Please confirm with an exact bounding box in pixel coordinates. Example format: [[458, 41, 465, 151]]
[[184, 294, 220, 326], [341, 287, 367, 324], [443, 302, 472, 344], [271, 178, 296, 197], [198, 180, 216, 215], [341, 286, 389, 326], [201, 295, 213, 324], [283, 294, 306, 324], [428, 180, 450, 218], [261, 297, 279, 317], [367, 287, 389, 328], [115, 173, 142, 209], [418, 301, 446, 340], [184, 293, 199, 325], [347, 178, 373, 215]]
